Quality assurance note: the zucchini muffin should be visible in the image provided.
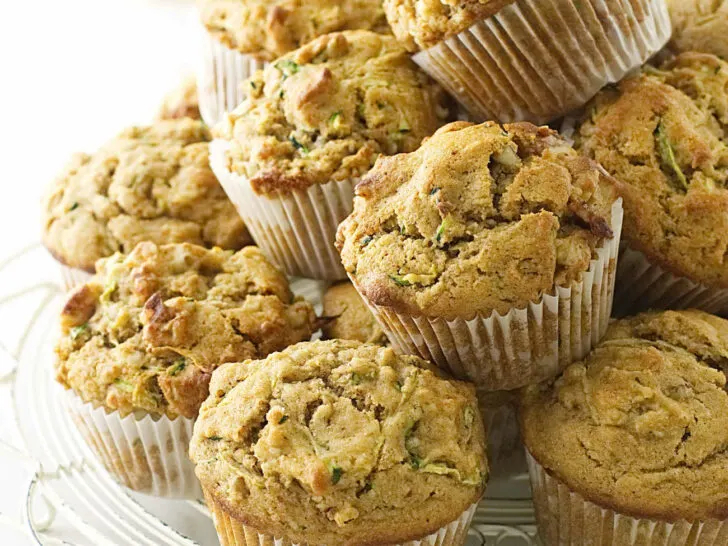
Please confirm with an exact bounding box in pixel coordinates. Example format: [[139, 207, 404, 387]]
[[322, 281, 388, 345], [574, 53, 728, 316], [211, 30, 450, 280], [337, 121, 622, 390], [383, 0, 670, 123], [197, 0, 389, 125], [157, 76, 201, 121], [56, 242, 317, 497], [521, 310, 728, 544], [42, 118, 251, 291], [190, 340, 487, 546], [667, 0, 728, 58]]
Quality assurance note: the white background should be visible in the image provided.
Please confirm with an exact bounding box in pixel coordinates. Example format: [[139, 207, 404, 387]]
[[0, 1, 200, 543]]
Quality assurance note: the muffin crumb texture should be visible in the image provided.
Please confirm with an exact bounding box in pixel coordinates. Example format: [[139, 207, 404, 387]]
[[521, 310, 728, 521], [668, 0, 728, 58], [55, 243, 317, 419], [190, 340, 487, 545], [217, 30, 450, 193], [337, 121, 617, 319], [42, 119, 251, 272], [575, 53, 728, 288], [322, 281, 388, 345]]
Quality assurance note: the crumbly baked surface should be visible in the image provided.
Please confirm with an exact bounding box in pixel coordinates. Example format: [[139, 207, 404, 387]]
[[55, 243, 317, 419], [199, 0, 389, 61], [322, 281, 388, 345], [337, 121, 617, 319], [668, 0, 728, 58], [190, 340, 487, 544], [521, 310, 728, 521], [157, 76, 201, 121], [383, 0, 515, 51], [216, 31, 450, 194], [42, 119, 251, 272], [575, 53, 728, 288]]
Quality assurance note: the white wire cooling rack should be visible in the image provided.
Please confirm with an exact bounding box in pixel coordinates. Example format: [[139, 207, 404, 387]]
[[0, 244, 539, 545]]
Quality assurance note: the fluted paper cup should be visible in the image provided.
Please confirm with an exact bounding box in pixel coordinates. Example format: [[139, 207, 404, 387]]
[[197, 30, 267, 126], [58, 264, 93, 293], [413, 0, 671, 124], [204, 488, 477, 546], [63, 390, 200, 499], [613, 244, 728, 317], [355, 200, 623, 391], [477, 391, 521, 468], [210, 139, 354, 280], [527, 451, 728, 545]]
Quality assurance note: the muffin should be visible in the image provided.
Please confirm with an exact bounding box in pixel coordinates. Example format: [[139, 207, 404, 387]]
[[667, 0, 728, 58], [56, 242, 317, 498], [322, 281, 388, 345], [42, 118, 251, 291], [574, 53, 728, 316], [383, 0, 671, 124], [477, 390, 521, 473], [190, 339, 487, 546], [197, 0, 389, 125], [210, 30, 450, 280], [157, 76, 201, 121], [521, 310, 728, 545], [337, 121, 622, 391]]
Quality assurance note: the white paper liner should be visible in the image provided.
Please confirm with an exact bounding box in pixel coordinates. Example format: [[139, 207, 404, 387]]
[[614, 244, 728, 317], [59, 264, 93, 293], [197, 29, 268, 126], [413, 0, 671, 124], [356, 200, 623, 391], [477, 391, 522, 468], [210, 139, 354, 280], [527, 451, 728, 545], [63, 390, 200, 499], [204, 489, 477, 546]]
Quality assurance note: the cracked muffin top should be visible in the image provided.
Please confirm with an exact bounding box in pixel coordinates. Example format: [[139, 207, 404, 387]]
[[190, 339, 487, 545], [383, 0, 514, 51], [215, 31, 451, 194], [42, 118, 251, 272], [157, 76, 201, 121], [55, 243, 317, 419], [575, 53, 728, 288], [521, 310, 728, 521], [667, 0, 728, 58], [199, 0, 389, 61], [322, 281, 388, 345], [337, 121, 618, 319]]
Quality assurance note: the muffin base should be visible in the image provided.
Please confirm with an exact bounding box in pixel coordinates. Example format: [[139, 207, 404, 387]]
[[527, 451, 728, 545], [613, 244, 728, 317], [413, 0, 671, 124], [59, 263, 92, 292], [63, 390, 200, 499], [477, 390, 522, 468], [197, 30, 267, 126], [204, 488, 477, 546], [210, 139, 354, 280], [355, 201, 622, 391]]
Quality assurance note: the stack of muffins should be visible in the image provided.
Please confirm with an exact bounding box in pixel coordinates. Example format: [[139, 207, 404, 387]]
[[42, 1, 728, 545]]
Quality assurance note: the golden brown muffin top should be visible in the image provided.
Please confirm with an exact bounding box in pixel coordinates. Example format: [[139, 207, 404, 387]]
[[216, 31, 450, 194], [337, 121, 617, 319], [190, 340, 487, 545], [521, 310, 728, 522], [157, 76, 201, 121], [575, 53, 728, 288], [322, 281, 388, 345], [383, 0, 515, 51], [55, 243, 317, 419], [199, 0, 389, 61], [42, 119, 251, 272], [667, 0, 728, 58]]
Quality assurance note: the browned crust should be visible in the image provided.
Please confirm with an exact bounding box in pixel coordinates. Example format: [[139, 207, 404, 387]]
[[249, 169, 319, 195]]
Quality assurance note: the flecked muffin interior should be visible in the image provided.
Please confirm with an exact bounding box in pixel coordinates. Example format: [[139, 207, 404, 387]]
[[322, 281, 388, 345], [575, 53, 728, 288], [667, 0, 728, 58], [55, 243, 317, 419], [200, 0, 389, 61], [42, 118, 251, 272], [521, 310, 728, 522], [337, 121, 617, 319], [190, 339, 487, 545], [216, 30, 451, 194]]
